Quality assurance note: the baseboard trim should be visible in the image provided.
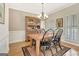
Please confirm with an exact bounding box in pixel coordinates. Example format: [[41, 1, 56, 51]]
[[0, 53, 8, 56], [62, 40, 79, 47]]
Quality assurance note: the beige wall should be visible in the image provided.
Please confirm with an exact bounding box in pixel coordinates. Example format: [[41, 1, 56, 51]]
[[9, 8, 37, 31], [46, 3, 79, 30]]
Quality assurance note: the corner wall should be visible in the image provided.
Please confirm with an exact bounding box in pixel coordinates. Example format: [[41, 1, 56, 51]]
[[9, 9, 37, 43]]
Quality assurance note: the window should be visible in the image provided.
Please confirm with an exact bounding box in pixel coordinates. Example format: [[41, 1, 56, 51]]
[[63, 14, 79, 43]]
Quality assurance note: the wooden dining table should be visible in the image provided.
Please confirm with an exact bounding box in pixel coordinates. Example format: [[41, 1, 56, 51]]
[[28, 33, 53, 56]]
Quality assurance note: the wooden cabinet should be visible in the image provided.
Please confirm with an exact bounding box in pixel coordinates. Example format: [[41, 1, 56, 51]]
[[25, 16, 40, 41]]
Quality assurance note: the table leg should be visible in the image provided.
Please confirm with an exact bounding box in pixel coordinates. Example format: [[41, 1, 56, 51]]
[[36, 40, 40, 56]]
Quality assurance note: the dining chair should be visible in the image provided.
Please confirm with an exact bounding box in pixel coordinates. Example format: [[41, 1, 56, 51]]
[[51, 29, 63, 53], [40, 29, 54, 56]]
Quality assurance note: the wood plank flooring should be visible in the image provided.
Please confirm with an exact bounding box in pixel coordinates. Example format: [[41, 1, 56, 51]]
[[8, 41, 31, 56], [8, 41, 79, 56]]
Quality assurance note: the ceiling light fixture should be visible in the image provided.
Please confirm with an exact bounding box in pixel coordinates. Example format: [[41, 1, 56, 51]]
[[37, 3, 48, 20]]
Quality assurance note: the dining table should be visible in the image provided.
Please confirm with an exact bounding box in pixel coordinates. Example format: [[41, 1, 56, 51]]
[[28, 33, 53, 56]]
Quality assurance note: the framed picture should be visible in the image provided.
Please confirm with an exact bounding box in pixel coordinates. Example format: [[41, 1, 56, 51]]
[[56, 18, 63, 28], [0, 3, 5, 24]]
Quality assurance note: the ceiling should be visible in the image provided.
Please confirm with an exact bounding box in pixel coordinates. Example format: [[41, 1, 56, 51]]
[[8, 3, 75, 15]]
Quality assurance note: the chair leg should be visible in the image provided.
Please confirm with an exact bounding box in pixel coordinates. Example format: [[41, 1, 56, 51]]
[[58, 43, 62, 50], [54, 44, 58, 53], [41, 47, 45, 56], [49, 46, 54, 56], [43, 48, 46, 56]]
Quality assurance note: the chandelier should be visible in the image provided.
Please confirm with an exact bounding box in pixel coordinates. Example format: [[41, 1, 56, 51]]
[[37, 3, 48, 20]]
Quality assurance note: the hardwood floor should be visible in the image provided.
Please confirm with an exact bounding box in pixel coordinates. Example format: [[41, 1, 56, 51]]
[[61, 42, 79, 52], [8, 41, 31, 56], [8, 41, 79, 56]]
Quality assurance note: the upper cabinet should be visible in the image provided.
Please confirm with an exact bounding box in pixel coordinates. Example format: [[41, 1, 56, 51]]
[[25, 16, 40, 33]]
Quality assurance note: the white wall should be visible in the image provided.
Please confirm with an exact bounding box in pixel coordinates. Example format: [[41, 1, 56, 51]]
[[0, 4, 9, 53], [40, 21, 45, 29], [9, 31, 25, 43]]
